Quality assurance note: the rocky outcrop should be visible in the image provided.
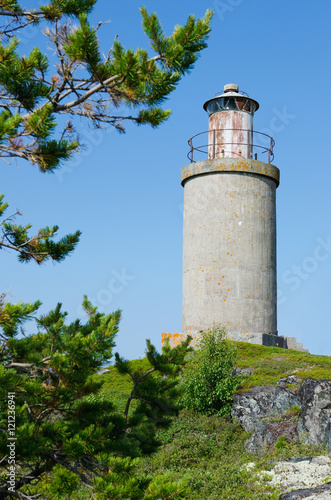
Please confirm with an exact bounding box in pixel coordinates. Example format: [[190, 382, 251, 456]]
[[232, 378, 331, 454], [246, 455, 331, 499], [297, 379, 331, 450], [231, 384, 300, 453], [267, 456, 331, 498], [233, 378, 331, 500]]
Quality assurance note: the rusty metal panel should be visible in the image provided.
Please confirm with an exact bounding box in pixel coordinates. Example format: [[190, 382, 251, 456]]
[[208, 111, 253, 159]]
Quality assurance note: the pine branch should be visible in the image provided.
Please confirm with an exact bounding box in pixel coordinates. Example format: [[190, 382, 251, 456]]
[[0, 7, 212, 170], [0, 196, 81, 263]]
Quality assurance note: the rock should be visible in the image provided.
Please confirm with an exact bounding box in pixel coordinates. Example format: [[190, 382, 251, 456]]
[[268, 456, 331, 494], [232, 366, 254, 377], [278, 482, 331, 499], [231, 385, 299, 452], [246, 415, 298, 453], [247, 455, 331, 499], [277, 376, 301, 387], [297, 379, 331, 450], [232, 385, 299, 432], [232, 378, 331, 453]]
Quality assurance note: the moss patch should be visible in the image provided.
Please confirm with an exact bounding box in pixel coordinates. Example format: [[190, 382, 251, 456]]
[[234, 342, 331, 390]]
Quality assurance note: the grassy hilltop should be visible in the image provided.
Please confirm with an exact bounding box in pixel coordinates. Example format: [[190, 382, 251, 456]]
[[97, 343, 331, 500]]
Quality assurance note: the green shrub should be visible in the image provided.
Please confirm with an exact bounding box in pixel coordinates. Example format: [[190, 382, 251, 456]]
[[181, 327, 242, 416]]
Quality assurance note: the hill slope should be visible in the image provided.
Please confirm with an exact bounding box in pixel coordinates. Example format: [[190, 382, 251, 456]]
[[96, 342, 331, 499]]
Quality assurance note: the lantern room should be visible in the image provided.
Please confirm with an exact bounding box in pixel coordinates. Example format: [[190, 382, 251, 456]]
[[203, 83, 259, 160]]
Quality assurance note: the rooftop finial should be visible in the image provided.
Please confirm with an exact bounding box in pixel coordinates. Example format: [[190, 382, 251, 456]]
[[224, 83, 239, 93]]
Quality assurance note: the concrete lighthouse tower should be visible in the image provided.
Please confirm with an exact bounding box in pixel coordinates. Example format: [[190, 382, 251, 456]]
[[162, 84, 308, 351], [182, 83, 280, 345]]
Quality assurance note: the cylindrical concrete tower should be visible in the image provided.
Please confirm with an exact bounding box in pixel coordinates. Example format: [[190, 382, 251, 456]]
[[182, 84, 279, 340]]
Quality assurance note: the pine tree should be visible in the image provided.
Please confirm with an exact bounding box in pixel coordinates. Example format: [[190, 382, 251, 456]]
[[0, 3, 212, 495], [0, 294, 192, 499], [0, 1, 212, 262]]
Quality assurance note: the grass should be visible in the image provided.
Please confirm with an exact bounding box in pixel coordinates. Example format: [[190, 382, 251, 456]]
[[135, 410, 281, 499], [97, 342, 331, 405], [234, 342, 331, 389]]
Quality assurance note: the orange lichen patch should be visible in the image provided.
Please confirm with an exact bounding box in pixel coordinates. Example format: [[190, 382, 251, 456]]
[[218, 282, 220, 285], [162, 332, 205, 349], [161, 332, 172, 343], [162, 332, 186, 346]]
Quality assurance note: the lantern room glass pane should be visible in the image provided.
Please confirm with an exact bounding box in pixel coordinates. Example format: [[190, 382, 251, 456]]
[[206, 97, 256, 116]]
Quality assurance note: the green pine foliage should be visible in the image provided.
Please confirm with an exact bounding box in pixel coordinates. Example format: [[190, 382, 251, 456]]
[[40, 1, 97, 19], [0, 1, 212, 262], [0, 296, 193, 498], [0, 193, 81, 263], [181, 326, 243, 416], [115, 336, 192, 453], [0, 2, 212, 167], [0, 1, 22, 13], [0, 40, 50, 110], [64, 12, 101, 71], [0, 110, 21, 141], [140, 7, 211, 74]]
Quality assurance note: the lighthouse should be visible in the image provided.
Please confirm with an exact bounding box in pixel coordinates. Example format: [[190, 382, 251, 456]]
[[183, 83, 279, 344], [162, 84, 307, 350]]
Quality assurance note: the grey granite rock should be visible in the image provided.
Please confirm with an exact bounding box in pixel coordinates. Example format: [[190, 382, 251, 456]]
[[277, 376, 301, 387], [232, 385, 300, 453], [297, 379, 331, 450], [232, 378, 331, 453], [278, 482, 331, 499], [232, 385, 299, 432]]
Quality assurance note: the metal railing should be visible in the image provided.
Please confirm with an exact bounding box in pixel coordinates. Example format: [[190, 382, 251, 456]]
[[187, 129, 275, 164]]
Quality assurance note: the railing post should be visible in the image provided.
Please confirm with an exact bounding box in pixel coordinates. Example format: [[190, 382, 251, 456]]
[[212, 129, 216, 159], [268, 137, 273, 164], [189, 138, 193, 163]]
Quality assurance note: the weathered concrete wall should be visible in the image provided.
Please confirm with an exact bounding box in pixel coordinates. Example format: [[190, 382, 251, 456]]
[[182, 158, 279, 337]]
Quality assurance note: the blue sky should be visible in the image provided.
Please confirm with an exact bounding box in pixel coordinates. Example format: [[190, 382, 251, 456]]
[[2, 0, 331, 358]]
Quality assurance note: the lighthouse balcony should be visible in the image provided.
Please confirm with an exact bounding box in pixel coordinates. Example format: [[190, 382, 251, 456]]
[[187, 129, 275, 164]]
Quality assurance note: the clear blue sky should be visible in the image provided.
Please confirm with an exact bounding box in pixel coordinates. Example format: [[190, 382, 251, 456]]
[[2, 0, 331, 358]]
